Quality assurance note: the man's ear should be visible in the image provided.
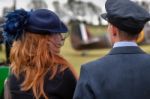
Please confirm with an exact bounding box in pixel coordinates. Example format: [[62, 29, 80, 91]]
[[111, 25, 117, 36]]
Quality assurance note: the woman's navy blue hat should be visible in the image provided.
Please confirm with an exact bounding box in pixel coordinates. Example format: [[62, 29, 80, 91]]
[[25, 9, 68, 34], [2, 9, 68, 43]]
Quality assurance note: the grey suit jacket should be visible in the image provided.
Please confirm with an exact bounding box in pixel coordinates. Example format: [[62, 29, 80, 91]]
[[73, 46, 150, 99]]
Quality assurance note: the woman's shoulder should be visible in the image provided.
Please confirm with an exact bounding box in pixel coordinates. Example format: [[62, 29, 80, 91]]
[[8, 74, 23, 88], [44, 67, 77, 90], [45, 68, 77, 99], [62, 68, 77, 81], [45, 67, 76, 83]]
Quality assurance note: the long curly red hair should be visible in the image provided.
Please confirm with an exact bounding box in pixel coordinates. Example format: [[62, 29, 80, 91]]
[[10, 32, 77, 99]]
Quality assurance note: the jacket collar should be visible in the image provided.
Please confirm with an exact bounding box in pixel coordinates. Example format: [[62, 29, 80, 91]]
[[108, 46, 146, 55]]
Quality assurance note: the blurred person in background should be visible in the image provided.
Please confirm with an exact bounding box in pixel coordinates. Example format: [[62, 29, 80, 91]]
[[3, 9, 77, 99], [73, 0, 150, 99]]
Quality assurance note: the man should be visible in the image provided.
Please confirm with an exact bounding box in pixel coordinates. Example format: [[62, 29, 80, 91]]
[[73, 0, 150, 99]]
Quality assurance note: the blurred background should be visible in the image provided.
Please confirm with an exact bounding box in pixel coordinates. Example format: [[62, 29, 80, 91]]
[[0, 0, 150, 74]]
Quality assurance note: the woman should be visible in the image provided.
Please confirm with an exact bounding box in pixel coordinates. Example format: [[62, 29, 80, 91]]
[[3, 9, 77, 99]]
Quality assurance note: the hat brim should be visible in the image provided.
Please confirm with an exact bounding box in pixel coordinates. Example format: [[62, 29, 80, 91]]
[[26, 21, 68, 34], [59, 22, 68, 33], [101, 13, 108, 21]]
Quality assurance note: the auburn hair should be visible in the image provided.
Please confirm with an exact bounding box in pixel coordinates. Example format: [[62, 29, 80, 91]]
[[10, 32, 77, 99]]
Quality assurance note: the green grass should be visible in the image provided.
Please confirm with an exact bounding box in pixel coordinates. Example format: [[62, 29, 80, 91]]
[[86, 25, 107, 36], [0, 45, 6, 63], [61, 37, 150, 75], [61, 37, 110, 74], [61, 25, 150, 75]]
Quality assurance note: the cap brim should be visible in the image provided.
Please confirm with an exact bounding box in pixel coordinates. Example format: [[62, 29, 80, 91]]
[[26, 21, 68, 34], [60, 21, 68, 33], [101, 13, 108, 21]]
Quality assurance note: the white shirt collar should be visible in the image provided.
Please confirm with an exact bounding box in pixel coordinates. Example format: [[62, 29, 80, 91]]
[[113, 41, 138, 48]]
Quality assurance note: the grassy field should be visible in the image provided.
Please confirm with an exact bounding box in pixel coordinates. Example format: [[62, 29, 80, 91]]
[[1, 25, 150, 75], [61, 37, 150, 75], [61, 25, 150, 74], [0, 45, 6, 63], [61, 37, 109, 74]]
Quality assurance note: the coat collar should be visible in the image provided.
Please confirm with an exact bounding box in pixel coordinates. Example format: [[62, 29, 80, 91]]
[[108, 46, 146, 55]]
